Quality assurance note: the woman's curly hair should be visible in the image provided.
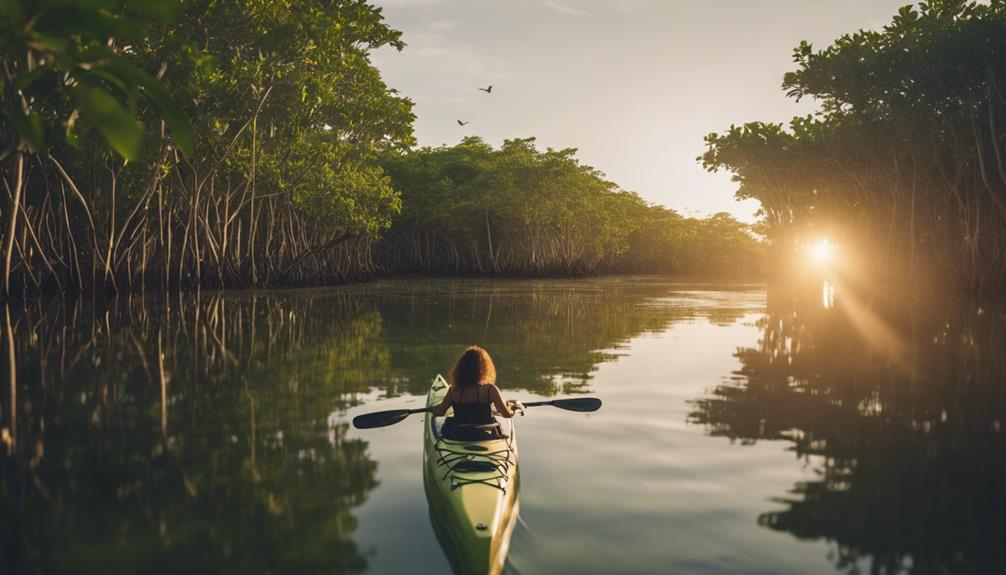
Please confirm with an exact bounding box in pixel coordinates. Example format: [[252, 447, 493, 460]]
[[450, 345, 497, 388]]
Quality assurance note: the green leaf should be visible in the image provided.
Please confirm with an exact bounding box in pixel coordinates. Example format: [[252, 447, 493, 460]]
[[103, 57, 196, 156], [14, 67, 53, 91], [73, 85, 143, 160], [65, 110, 80, 148], [26, 30, 69, 53], [0, 0, 23, 28], [3, 107, 46, 152], [85, 67, 129, 92], [34, 6, 136, 39], [77, 44, 116, 61], [124, 0, 181, 21]]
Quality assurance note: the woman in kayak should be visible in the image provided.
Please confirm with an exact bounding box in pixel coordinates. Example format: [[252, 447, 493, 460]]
[[432, 346, 524, 438]]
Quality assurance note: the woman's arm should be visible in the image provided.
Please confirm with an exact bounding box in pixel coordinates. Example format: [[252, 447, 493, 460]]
[[431, 393, 452, 417], [490, 385, 522, 418]]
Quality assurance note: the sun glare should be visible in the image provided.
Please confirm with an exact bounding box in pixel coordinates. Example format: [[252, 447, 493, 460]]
[[810, 239, 836, 265]]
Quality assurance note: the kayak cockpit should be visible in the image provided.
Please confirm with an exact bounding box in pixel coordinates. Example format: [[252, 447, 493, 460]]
[[430, 417, 515, 492]]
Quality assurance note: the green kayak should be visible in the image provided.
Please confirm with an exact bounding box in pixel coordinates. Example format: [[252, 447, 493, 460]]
[[423, 374, 520, 575]]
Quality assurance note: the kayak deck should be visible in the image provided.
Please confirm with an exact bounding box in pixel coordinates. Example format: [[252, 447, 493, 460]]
[[424, 374, 519, 575]]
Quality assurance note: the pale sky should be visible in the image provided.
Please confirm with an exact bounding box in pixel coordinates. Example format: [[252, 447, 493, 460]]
[[371, 0, 912, 222]]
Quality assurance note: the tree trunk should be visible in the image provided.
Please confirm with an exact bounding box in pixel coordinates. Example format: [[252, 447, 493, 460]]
[[3, 153, 24, 296]]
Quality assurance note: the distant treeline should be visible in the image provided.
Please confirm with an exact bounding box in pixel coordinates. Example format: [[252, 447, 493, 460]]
[[0, 0, 760, 296], [703, 0, 1006, 291], [381, 137, 762, 277]]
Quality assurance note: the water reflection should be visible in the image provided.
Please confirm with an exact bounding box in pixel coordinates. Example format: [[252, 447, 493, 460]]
[[0, 278, 747, 573], [690, 290, 1006, 574], [369, 279, 756, 395], [0, 293, 383, 574], [821, 281, 835, 309]]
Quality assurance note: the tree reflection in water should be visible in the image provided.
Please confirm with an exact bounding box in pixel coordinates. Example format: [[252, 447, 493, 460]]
[[0, 293, 384, 574], [0, 278, 740, 573], [368, 278, 752, 397], [690, 288, 1006, 574]]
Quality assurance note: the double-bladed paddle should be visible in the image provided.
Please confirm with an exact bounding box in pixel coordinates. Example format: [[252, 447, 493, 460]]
[[352, 397, 602, 429]]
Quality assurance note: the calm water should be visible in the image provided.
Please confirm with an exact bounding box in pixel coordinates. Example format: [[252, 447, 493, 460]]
[[2, 278, 1004, 574]]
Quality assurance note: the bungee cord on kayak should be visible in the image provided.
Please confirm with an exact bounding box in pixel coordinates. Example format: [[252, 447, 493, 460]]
[[434, 427, 516, 492]]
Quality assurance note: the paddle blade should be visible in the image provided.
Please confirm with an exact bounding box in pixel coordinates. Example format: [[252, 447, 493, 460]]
[[352, 409, 413, 429], [550, 397, 602, 412]]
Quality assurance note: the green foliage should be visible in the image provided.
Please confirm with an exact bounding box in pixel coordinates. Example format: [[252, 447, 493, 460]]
[[0, 0, 416, 293], [0, 0, 194, 159], [703, 0, 1006, 289], [139, 0, 416, 236], [383, 137, 763, 277]]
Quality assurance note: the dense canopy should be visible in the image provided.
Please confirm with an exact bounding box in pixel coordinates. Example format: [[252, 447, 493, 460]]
[[703, 0, 1006, 291], [381, 137, 762, 277], [1, 0, 415, 293]]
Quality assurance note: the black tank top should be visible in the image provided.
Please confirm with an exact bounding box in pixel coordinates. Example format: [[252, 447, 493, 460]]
[[450, 385, 494, 425]]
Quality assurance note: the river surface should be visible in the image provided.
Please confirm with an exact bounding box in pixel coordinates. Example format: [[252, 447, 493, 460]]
[[2, 278, 1004, 574]]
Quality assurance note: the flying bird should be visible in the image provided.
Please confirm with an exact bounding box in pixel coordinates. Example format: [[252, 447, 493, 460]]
[[478, 85, 493, 93], [457, 120, 469, 126]]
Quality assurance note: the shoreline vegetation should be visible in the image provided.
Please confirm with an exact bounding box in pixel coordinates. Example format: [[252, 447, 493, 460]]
[[702, 1, 1006, 295], [0, 1, 761, 297], [3, 0, 1004, 298], [380, 137, 762, 278]]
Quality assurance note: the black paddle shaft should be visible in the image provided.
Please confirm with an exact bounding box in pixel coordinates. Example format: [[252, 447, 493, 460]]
[[352, 396, 601, 429]]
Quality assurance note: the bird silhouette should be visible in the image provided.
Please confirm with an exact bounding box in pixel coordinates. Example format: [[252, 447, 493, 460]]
[[457, 120, 469, 126], [478, 85, 493, 93]]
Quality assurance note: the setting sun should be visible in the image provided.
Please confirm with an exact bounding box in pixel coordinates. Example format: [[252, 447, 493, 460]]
[[810, 239, 836, 265]]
